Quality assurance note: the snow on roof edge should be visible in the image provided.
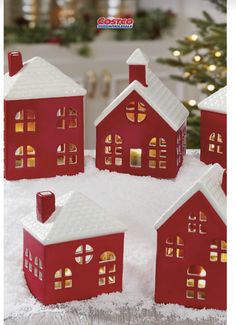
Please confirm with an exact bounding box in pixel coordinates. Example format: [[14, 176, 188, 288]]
[[198, 86, 227, 114]]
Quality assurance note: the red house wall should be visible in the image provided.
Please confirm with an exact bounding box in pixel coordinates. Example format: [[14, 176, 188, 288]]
[[4, 96, 84, 180], [23, 230, 124, 305], [96, 90, 184, 179], [155, 191, 226, 310], [200, 111, 226, 168]]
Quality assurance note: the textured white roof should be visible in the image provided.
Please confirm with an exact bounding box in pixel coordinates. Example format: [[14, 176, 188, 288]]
[[4, 56, 87, 100], [21, 191, 126, 245], [95, 68, 189, 131], [155, 164, 226, 230], [126, 48, 150, 65], [198, 86, 227, 114]]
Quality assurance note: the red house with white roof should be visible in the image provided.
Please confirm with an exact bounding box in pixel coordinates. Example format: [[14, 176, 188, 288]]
[[198, 86, 227, 168], [94, 49, 189, 179], [4, 51, 87, 180], [21, 191, 126, 305], [154, 164, 226, 310]]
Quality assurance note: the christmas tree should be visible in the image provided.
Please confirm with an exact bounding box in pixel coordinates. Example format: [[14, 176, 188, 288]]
[[158, 0, 226, 148]]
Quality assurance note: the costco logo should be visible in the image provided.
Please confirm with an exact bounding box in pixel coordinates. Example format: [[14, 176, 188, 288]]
[[97, 17, 134, 29]]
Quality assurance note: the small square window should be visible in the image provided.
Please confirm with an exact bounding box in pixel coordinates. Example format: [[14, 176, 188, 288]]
[[176, 248, 184, 258], [149, 160, 156, 168], [108, 276, 116, 284], [115, 147, 122, 155], [105, 157, 112, 165], [165, 247, 173, 257], [15, 158, 23, 168], [25, 259, 28, 268], [15, 122, 24, 133], [198, 280, 206, 289], [186, 279, 194, 287], [199, 223, 207, 234], [27, 122, 36, 132], [221, 241, 227, 250], [209, 144, 215, 152], [188, 214, 196, 220], [65, 279, 72, 288], [210, 251, 218, 262], [149, 149, 156, 158], [69, 155, 77, 165], [98, 277, 106, 286], [57, 108, 65, 116], [57, 156, 65, 165], [186, 290, 194, 299], [56, 119, 65, 129], [159, 161, 167, 169], [54, 281, 62, 290], [188, 222, 196, 233], [99, 266, 106, 275], [197, 291, 205, 300], [27, 157, 35, 168], [29, 263, 32, 272], [39, 272, 43, 281], [109, 265, 116, 273], [217, 145, 223, 154], [130, 149, 142, 168], [115, 158, 122, 166], [221, 253, 227, 263], [57, 144, 65, 153], [69, 118, 77, 128], [69, 143, 77, 152], [199, 211, 207, 222], [159, 150, 167, 158], [105, 135, 112, 144], [34, 268, 38, 277], [69, 108, 77, 116], [217, 134, 223, 143], [159, 139, 167, 147], [105, 146, 112, 154], [115, 135, 122, 144]]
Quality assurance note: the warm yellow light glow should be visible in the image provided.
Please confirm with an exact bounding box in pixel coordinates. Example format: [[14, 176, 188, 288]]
[[190, 34, 198, 41], [207, 84, 215, 91], [215, 51, 222, 57], [208, 64, 216, 71], [188, 99, 197, 107], [194, 55, 201, 62], [184, 72, 191, 78], [173, 50, 181, 57]]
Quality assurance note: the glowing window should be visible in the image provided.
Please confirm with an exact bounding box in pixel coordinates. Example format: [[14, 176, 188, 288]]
[[210, 240, 227, 263], [104, 134, 123, 166], [148, 137, 167, 169], [75, 244, 93, 264], [208, 132, 223, 154], [188, 211, 207, 234], [56, 107, 78, 129], [57, 143, 78, 166], [98, 251, 116, 286], [126, 101, 146, 123], [15, 145, 36, 169], [15, 110, 36, 133], [186, 265, 206, 300], [54, 268, 72, 290], [165, 236, 184, 258]]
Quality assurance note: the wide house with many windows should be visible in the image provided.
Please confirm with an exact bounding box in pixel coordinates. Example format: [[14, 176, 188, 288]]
[[154, 164, 226, 310], [4, 51, 86, 180], [95, 49, 189, 179], [21, 191, 126, 305]]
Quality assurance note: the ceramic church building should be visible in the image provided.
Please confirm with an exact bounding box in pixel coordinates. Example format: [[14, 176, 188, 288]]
[[198, 86, 227, 168], [21, 191, 126, 305], [94, 49, 189, 179], [154, 163, 226, 310], [4, 51, 87, 180]]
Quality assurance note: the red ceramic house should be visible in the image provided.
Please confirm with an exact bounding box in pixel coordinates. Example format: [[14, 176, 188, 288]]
[[154, 164, 226, 310], [198, 86, 227, 168], [21, 191, 126, 305], [4, 51, 87, 180], [94, 49, 189, 179]]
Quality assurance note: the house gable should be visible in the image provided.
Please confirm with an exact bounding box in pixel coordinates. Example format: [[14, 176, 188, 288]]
[[198, 86, 227, 114]]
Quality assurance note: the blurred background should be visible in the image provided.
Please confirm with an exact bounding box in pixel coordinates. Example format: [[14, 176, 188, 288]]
[[4, 0, 226, 149]]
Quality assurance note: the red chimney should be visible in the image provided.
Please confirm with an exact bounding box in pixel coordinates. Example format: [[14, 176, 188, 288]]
[[36, 191, 55, 223], [126, 49, 149, 87], [8, 51, 23, 76], [221, 170, 227, 195]]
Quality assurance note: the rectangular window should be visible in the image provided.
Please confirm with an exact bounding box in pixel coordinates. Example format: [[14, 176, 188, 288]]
[[130, 149, 142, 168]]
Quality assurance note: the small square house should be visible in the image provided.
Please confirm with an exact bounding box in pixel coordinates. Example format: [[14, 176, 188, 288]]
[[21, 191, 126, 305], [198, 86, 227, 168], [4, 51, 87, 180], [94, 49, 189, 179], [154, 164, 226, 310]]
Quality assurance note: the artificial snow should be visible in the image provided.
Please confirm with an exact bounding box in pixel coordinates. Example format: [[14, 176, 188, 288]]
[[4, 151, 226, 323]]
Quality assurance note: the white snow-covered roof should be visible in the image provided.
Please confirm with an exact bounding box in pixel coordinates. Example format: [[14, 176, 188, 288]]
[[198, 86, 227, 114], [4, 56, 87, 100], [94, 67, 189, 131], [21, 191, 126, 245], [126, 48, 150, 65], [155, 164, 226, 230]]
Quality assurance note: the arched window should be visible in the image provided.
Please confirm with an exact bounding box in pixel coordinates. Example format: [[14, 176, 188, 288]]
[[56, 107, 78, 129], [24, 248, 33, 272], [165, 236, 184, 258], [57, 143, 77, 166], [54, 268, 72, 290], [188, 211, 207, 234], [33, 256, 43, 280], [148, 137, 167, 169], [186, 265, 206, 300], [210, 239, 227, 263], [104, 134, 123, 166], [15, 145, 36, 168], [75, 244, 93, 264], [98, 251, 116, 286], [126, 101, 146, 123], [15, 110, 36, 133], [208, 132, 223, 154]]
